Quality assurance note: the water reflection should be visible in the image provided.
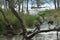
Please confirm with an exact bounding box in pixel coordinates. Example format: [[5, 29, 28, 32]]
[[0, 23, 60, 40], [0, 32, 60, 40], [0, 35, 23, 40]]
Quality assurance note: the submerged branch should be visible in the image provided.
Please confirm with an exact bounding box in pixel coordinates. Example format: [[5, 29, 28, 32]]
[[21, 28, 60, 39]]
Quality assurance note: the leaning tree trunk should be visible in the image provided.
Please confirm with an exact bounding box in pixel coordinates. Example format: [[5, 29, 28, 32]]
[[6, 0, 27, 39], [6, 0, 42, 40]]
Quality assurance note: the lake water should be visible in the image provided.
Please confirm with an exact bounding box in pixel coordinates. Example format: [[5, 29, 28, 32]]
[[0, 32, 59, 40], [0, 22, 60, 40]]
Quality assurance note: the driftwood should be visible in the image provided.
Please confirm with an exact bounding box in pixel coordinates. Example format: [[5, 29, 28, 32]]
[[20, 27, 60, 39]]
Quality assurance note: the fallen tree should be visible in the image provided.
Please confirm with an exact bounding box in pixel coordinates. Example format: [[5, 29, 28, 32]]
[[1, 0, 59, 40]]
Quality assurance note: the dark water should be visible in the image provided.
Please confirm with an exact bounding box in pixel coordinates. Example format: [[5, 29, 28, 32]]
[[0, 23, 60, 40]]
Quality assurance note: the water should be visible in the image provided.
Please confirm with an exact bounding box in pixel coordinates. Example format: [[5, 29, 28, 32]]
[[0, 35, 23, 40], [0, 23, 60, 40], [0, 32, 59, 40]]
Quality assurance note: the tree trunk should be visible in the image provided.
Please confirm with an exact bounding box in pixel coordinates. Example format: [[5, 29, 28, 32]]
[[19, 3, 21, 12], [6, 0, 27, 39], [36, 0, 40, 7], [57, 0, 59, 8], [18, 0, 21, 12], [54, 0, 57, 9], [27, 0, 29, 13], [4, 0, 8, 9], [22, 0, 24, 13]]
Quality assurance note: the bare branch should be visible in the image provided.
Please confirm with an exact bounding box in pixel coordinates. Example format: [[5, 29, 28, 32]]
[[25, 27, 60, 39]]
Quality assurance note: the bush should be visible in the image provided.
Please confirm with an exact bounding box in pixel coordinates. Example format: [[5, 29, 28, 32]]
[[23, 14, 37, 28]]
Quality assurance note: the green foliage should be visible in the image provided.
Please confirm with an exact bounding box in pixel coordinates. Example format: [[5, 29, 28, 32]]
[[4, 10, 17, 23], [38, 9, 60, 17], [0, 9, 37, 32], [37, 10, 55, 16], [37, 9, 60, 23], [0, 20, 4, 31], [0, 9, 21, 33], [0, 8, 60, 34], [0, 13, 5, 34], [23, 14, 36, 28]]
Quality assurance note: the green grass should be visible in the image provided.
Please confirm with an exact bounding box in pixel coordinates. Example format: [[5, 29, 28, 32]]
[[0, 9, 60, 34]]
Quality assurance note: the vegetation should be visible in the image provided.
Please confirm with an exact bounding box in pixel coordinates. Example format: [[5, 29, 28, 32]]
[[0, 10, 36, 31], [0, 0, 60, 40], [0, 9, 60, 32], [37, 9, 60, 20]]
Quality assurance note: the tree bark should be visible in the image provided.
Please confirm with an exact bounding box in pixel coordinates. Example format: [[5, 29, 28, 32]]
[[57, 0, 59, 8], [27, 0, 29, 13], [6, 0, 60, 40], [54, 0, 57, 9], [18, 0, 21, 12], [6, 0, 27, 39], [22, 0, 24, 13]]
